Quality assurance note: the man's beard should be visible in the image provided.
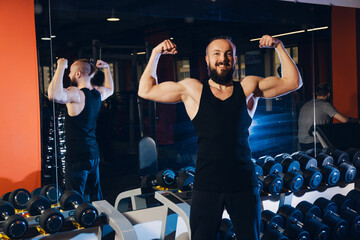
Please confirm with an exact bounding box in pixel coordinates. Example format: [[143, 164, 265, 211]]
[[209, 63, 234, 85], [70, 77, 78, 87]]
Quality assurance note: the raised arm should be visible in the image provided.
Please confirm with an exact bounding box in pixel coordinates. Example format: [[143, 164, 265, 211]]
[[94, 60, 114, 101], [138, 40, 188, 103], [243, 35, 302, 99], [48, 58, 81, 104]]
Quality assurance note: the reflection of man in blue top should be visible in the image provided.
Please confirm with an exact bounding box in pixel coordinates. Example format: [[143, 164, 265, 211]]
[[298, 83, 357, 150], [48, 58, 114, 201]]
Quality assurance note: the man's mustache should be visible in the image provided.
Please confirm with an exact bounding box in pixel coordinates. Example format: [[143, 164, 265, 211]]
[[215, 62, 230, 66]]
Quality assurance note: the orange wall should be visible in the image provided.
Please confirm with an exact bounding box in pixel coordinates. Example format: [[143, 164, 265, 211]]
[[331, 6, 359, 118], [0, 0, 41, 194]]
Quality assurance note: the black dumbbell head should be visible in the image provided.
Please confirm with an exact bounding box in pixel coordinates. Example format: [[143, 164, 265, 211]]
[[257, 155, 274, 167], [331, 194, 356, 212], [254, 164, 263, 176], [262, 229, 289, 240], [347, 148, 360, 168], [1, 192, 11, 202], [179, 166, 195, 175], [296, 201, 322, 220], [315, 153, 334, 166], [281, 158, 300, 172], [2, 214, 28, 239], [74, 202, 98, 227], [346, 189, 360, 212], [8, 188, 30, 210], [302, 218, 330, 240], [282, 171, 304, 192], [176, 171, 194, 191], [261, 210, 284, 231], [156, 169, 176, 188], [302, 168, 322, 189], [39, 208, 64, 233], [274, 153, 291, 164], [323, 213, 348, 240], [320, 165, 340, 186], [277, 204, 304, 227], [40, 184, 63, 204], [60, 190, 84, 211], [283, 223, 311, 240], [263, 174, 283, 195], [338, 161, 357, 183], [26, 195, 51, 216], [141, 175, 156, 189], [0, 200, 15, 220], [31, 187, 41, 197], [313, 197, 338, 216], [263, 161, 283, 175]]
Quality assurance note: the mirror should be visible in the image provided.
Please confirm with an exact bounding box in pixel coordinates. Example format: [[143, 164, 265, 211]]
[[35, 0, 332, 203]]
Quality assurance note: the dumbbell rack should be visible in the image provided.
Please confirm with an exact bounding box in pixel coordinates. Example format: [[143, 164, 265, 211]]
[[43, 109, 66, 188], [113, 179, 360, 240], [0, 200, 138, 240]]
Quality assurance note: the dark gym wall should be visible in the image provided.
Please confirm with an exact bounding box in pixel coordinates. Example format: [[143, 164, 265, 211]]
[[0, 0, 41, 194], [332, 6, 360, 120]]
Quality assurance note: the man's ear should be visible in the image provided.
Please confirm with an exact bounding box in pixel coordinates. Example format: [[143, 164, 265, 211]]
[[76, 71, 81, 78], [205, 55, 209, 66]]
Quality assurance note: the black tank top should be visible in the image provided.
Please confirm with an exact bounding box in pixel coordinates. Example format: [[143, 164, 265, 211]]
[[65, 88, 101, 162], [192, 80, 257, 192]]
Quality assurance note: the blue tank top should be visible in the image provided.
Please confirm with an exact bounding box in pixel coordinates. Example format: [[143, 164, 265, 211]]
[[65, 88, 101, 162], [191, 80, 257, 192]]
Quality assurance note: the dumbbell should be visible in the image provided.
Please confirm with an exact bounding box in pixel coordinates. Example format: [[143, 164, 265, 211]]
[[305, 149, 341, 186], [290, 152, 322, 189], [331, 193, 360, 238], [297, 200, 348, 240], [261, 209, 309, 240], [314, 197, 355, 239], [277, 204, 329, 240], [254, 160, 283, 195], [346, 148, 360, 169], [141, 169, 177, 191], [271, 153, 304, 192], [60, 190, 98, 227], [217, 218, 236, 240], [31, 187, 42, 197], [8, 188, 31, 210], [26, 195, 64, 233], [346, 189, 360, 212], [176, 166, 194, 191], [254, 164, 264, 195], [1, 192, 11, 201], [40, 184, 63, 204], [0, 201, 28, 239], [322, 148, 357, 183]]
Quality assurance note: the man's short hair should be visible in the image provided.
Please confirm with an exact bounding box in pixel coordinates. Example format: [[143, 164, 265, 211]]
[[206, 36, 236, 57], [75, 59, 98, 77], [316, 83, 331, 97]]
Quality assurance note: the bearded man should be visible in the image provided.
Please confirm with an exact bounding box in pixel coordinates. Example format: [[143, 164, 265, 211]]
[[48, 58, 114, 201], [138, 36, 302, 240]]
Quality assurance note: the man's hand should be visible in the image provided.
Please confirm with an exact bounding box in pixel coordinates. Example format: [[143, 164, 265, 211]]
[[96, 60, 109, 69], [153, 39, 178, 55], [57, 58, 68, 69], [259, 35, 281, 48]]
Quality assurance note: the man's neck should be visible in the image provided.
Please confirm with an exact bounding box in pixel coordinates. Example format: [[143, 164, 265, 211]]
[[77, 78, 92, 90], [208, 79, 233, 91]]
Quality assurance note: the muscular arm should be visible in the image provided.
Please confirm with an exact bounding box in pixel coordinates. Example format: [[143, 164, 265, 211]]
[[48, 58, 81, 104], [138, 40, 188, 103], [333, 113, 349, 123], [94, 60, 114, 101], [243, 36, 302, 99]]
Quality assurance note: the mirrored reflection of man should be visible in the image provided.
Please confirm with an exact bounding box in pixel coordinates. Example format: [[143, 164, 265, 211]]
[[48, 58, 114, 201], [138, 36, 302, 240], [298, 83, 359, 151]]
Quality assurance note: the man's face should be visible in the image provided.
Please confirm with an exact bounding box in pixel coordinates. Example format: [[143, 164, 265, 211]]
[[206, 39, 235, 85], [69, 63, 78, 86]]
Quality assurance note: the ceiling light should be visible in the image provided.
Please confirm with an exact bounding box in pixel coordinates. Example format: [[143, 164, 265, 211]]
[[107, 9, 120, 22], [41, 35, 56, 41]]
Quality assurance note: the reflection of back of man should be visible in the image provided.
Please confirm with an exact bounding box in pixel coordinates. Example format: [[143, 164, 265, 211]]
[[298, 83, 353, 151]]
